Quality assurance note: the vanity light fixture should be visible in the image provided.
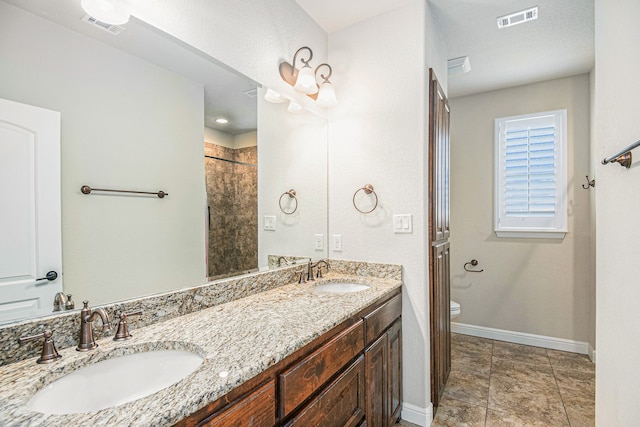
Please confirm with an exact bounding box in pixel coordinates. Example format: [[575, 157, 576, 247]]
[[264, 88, 285, 103], [80, 0, 131, 25], [287, 100, 303, 113], [315, 64, 338, 107], [278, 46, 338, 107], [292, 48, 318, 95]]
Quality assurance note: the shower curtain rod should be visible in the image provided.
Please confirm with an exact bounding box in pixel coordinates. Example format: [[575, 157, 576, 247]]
[[205, 155, 256, 167]]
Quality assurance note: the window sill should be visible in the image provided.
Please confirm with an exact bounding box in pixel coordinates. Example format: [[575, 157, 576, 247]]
[[495, 230, 567, 239]]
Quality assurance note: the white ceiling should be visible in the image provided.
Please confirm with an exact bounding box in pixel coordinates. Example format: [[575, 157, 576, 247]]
[[8, 0, 595, 120], [294, 0, 414, 34], [296, 0, 595, 98]]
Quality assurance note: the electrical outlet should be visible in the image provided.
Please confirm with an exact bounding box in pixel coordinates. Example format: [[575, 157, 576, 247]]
[[314, 234, 324, 251], [332, 234, 342, 252]]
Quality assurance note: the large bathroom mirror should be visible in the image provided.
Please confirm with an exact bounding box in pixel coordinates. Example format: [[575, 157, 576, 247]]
[[0, 0, 328, 324]]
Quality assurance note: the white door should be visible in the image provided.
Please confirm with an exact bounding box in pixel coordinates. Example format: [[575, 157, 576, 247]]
[[0, 97, 62, 324]]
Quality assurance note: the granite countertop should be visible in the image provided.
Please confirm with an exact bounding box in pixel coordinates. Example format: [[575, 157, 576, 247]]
[[0, 273, 401, 426]]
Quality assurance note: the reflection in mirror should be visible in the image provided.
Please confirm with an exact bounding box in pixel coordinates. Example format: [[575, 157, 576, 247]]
[[204, 129, 258, 279], [0, 0, 328, 326]]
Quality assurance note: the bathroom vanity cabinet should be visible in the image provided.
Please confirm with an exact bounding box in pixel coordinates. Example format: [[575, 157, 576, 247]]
[[174, 290, 402, 427]]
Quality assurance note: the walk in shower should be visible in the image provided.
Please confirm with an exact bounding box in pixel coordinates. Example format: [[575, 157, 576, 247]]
[[204, 142, 257, 279]]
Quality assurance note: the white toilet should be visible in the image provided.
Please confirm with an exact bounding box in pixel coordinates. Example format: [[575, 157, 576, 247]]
[[450, 300, 461, 320]]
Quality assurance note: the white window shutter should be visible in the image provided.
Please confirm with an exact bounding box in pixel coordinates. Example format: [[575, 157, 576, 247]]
[[495, 110, 567, 238]]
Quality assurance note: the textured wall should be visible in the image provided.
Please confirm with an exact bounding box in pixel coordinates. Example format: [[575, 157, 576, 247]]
[[449, 75, 593, 343], [257, 91, 328, 269], [328, 1, 446, 421], [132, 0, 328, 115], [204, 143, 257, 278], [594, 0, 640, 423]]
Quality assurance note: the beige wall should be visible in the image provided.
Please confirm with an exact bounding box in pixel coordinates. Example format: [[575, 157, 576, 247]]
[[449, 75, 593, 344], [594, 0, 640, 423]]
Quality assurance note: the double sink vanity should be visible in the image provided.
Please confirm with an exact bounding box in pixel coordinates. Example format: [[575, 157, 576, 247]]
[[0, 260, 402, 426]]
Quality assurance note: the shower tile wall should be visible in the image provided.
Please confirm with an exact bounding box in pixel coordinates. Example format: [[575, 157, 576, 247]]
[[204, 143, 257, 278]]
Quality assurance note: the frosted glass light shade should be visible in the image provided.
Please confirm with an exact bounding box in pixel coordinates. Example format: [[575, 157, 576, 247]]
[[316, 82, 338, 107], [287, 100, 303, 113], [81, 0, 130, 25], [294, 65, 318, 95]]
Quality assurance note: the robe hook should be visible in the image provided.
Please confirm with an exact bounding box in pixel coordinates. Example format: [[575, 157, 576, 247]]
[[582, 175, 595, 189]]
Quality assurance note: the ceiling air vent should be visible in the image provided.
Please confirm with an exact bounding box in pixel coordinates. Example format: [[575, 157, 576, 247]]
[[447, 56, 471, 75], [243, 88, 258, 98], [81, 14, 125, 35], [497, 6, 538, 29]]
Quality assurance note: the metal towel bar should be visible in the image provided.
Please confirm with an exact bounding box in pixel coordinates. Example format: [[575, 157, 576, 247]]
[[81, 185, 168, 198], [602, 139, 640, 169]]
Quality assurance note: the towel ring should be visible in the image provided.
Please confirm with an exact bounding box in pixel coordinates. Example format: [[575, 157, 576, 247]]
[[464, 259, 483, 273], [279, 189, 298, 215], [353, 184, 378, 214]]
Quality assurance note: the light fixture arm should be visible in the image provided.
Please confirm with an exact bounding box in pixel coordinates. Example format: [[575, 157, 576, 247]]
[[292, 46, 314, 69], [315, 63, 333, 83], [276, 46, 338, 107]]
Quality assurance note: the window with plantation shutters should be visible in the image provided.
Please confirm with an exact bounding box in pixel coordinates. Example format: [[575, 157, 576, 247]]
[[494, 109, 567, 238]]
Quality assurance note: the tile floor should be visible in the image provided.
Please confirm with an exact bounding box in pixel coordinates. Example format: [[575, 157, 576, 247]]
[[423, 333, 596, 426]]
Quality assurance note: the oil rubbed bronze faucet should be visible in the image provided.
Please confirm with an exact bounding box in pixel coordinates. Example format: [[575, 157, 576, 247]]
[[77, 301, 112, 352], [53, 292, 75, 311], [307, 259, 331, 281], [314, 259, 331, 279], [19, 330, 62, 364], [113, 310, 144, 341]]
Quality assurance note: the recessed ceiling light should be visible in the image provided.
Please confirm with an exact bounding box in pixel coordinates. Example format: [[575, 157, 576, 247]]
[[497, 6, 538, 29], [215, 118, 229, 124]]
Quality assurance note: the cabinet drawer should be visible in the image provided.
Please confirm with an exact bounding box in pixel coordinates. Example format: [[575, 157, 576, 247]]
[[198, 380, 275, 427], [279, 320, 364, 416], [286, 356, 365, 427], [364, 294, 401, 346]]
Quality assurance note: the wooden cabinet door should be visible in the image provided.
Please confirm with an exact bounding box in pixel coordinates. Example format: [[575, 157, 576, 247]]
[[365, 333, 388, 427], [286, 356, 365, 427], [387, 319, 402, 425], [428, 68, 451, 410], [428, 70, 451, 243], [198, 381, 275, 427], [430, 241, 451, 408], [365, 317, 402, 427]]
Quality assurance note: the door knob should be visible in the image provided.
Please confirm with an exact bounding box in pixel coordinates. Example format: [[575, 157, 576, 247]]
[[36, 271, 58, 282]]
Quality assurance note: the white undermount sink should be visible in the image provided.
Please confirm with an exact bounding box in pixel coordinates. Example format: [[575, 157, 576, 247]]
[[315, 282, 371, 293], [27, 349, 203, 415]]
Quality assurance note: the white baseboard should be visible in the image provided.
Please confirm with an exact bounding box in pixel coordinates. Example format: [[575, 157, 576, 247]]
[[588, 343, 596, 363], [451, 322, 589, 355], [401, 402, 433, 426]]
